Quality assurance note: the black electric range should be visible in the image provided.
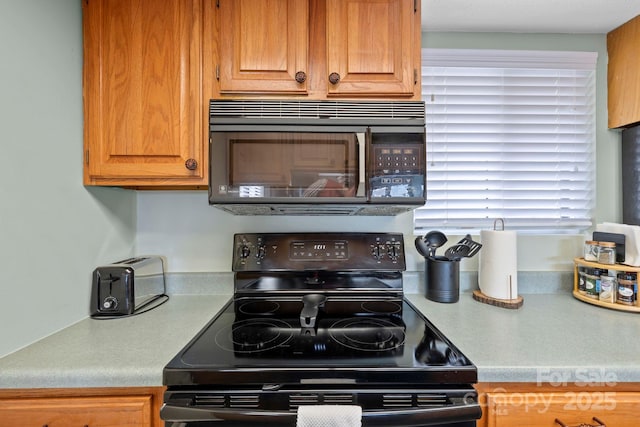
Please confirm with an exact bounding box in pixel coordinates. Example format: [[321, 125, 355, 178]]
[[162, 233, 480, 427]]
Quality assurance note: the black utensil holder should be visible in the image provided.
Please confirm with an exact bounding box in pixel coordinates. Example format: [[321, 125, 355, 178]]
[[426, 256, 460, 303]]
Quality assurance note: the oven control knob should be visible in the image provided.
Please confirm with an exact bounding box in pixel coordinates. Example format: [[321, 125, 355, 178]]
[[372, 244, 385, 260], [256, 245, 266, 260], [388, 243, 401, 260], [240, 245, 251, 259]]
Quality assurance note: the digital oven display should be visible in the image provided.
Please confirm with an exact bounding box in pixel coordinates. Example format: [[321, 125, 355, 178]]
[[290, 241, 348, 261]]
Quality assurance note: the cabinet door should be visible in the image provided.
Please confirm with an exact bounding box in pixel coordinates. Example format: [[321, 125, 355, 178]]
[[485, 391, 640, 427], [83, 0, 205, 186], [218, 0, 309, 94], [0, 395, 152, 427], [607, 15, 640, 128], [326, 0, 417, 97]]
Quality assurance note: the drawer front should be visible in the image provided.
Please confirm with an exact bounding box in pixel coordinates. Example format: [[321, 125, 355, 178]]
[[485, 391, 640, 427], [0, 395, 152, 427]]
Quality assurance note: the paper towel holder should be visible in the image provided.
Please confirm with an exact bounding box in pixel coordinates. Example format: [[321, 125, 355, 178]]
[[473, 218, 524, 309], [473, 276, 523, 309]]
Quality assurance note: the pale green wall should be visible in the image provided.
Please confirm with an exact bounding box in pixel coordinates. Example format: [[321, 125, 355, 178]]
[[0, 3, 624, 358], [0, 0, 136, 357], [136, 32, 621, 274]]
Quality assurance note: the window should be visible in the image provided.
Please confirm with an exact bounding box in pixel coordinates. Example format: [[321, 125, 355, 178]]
[[414, 48, 597, 234]]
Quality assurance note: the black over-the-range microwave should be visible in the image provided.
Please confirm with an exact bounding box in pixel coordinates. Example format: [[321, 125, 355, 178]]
[[208, 100, 426, 216]]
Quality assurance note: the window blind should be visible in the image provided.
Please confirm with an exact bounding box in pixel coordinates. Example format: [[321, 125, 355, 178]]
[[415, 48, 597, 234]]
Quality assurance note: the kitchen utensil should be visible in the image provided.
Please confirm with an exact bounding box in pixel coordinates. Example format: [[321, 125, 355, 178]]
[[415, 231, 448, 259], [414, 236, 431, 258], [444, 244, 471, 261], [424, 230, 448, 257], [457, 234, 482, 258]]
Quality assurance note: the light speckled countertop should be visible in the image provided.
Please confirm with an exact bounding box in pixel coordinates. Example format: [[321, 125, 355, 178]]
[[0, 295, 231, 388], [405, 293, 640, 383], [1, 280, 640, 389]]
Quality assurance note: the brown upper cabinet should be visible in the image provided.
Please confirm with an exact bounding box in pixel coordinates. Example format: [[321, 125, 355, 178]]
[[213, 0, 422, 99], [82, 0, 421, 187], [83, 0, 207, 187], [217, 0, 310, 94], [607, 14, 640, 129]]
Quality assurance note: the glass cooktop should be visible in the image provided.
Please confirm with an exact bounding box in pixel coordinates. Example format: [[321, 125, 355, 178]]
[[163, 298, 477, 387]]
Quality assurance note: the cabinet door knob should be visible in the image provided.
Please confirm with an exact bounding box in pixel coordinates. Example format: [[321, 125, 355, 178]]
[[328, 72, 341, 85], [185, 158, 198, 171], [295, 71, 307, 84]]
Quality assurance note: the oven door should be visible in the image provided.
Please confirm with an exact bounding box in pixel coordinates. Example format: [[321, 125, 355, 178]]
[[161, 386, 481, 427]]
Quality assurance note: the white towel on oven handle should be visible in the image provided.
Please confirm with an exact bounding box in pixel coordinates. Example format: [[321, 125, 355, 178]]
[[296, 405, 362, 427]]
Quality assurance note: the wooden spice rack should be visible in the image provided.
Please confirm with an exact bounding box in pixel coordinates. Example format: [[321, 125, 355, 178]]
[[573, 257, 640, 313]]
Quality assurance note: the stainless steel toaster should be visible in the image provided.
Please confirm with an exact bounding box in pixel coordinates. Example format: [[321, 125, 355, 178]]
[[90, 256, 166, 318]]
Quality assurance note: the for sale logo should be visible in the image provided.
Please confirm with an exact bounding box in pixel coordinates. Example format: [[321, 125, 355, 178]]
[[537, 368, 617, 387], [489, 368, 619, 416]]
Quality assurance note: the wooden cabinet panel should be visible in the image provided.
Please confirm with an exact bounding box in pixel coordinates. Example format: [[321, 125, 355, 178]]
[[607, 15, 640, 129], [0, 395, 151, 427], [218, 0, 309, 94], [326, 0, 417, 96], [485, 391, 640, 427], [0, 387, 163, 427], [476, 383, 640, 427], [83, 0, 206, 186], [212, 0, 420, 99]]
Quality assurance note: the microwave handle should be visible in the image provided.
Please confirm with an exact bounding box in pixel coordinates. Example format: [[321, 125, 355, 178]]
[[355, 131, 367, 198]]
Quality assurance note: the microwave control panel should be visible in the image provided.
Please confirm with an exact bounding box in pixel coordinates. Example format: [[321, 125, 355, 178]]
[[369, 142, 425, 199]]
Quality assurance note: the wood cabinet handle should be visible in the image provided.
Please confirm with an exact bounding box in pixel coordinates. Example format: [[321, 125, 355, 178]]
[[295, 71, 307, 84], [328, 72, 340, 85], [185, 158, 198, 171]]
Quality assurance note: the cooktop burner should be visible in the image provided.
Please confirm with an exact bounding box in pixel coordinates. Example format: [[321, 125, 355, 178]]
[[328, 317, 405, 352], [216, 318, 294, 353]]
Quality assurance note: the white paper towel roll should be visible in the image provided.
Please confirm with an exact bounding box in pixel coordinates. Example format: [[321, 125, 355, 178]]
[[478, 229, 518, 300]]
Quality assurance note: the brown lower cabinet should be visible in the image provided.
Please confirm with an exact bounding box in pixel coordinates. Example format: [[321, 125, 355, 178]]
[[476, 383, 640, 427], [0, 387, 164, 427]]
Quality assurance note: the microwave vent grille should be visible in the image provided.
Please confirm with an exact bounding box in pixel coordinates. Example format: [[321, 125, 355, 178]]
[[210, 100, 425, 122]]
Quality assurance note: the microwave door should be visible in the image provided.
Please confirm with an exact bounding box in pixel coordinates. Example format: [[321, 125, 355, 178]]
[[214, 131, 366, 203]]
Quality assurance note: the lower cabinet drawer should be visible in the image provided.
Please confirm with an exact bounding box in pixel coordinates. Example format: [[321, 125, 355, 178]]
[[485, 391, 640, 427], [0, 395, 152, 427]]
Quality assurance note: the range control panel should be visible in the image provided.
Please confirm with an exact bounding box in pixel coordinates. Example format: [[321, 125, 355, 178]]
[[232, 233, 406, 272]]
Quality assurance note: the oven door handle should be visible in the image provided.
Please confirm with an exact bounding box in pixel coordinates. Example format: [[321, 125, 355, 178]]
[[161, 402, 482, 426]]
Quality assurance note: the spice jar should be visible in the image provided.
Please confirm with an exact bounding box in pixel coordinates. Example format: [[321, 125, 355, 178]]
[[577, 266, 588, 295], [597, 241, 616, 265], [584, 240, 599, 262], [599, 275, 616, 303], [585, 268, 603, 299], [617, 272, 637, 306]]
